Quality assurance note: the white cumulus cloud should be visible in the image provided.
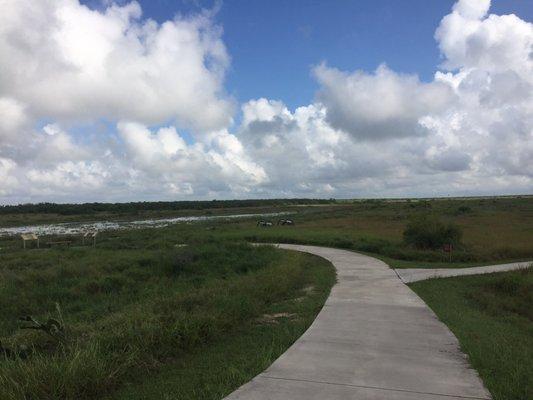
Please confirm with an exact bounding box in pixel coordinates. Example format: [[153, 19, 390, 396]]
[[0, 0, 531, 202], [314, 64, 455, 140], [0, 0, 233, 131], [118, 121, 267, 197]]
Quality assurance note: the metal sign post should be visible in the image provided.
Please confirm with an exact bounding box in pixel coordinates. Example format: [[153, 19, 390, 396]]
[[443, 243, 453, 262]]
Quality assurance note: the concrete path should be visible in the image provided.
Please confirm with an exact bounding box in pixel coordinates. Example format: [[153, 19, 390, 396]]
[[224, 244, 491, 400], [396, 261, 531, 284]]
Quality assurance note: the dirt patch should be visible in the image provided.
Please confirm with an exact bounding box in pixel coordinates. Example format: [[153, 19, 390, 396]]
[[290, 285, 316, 303], [302, 285, 315, 294], [256, 312, 297, 325]]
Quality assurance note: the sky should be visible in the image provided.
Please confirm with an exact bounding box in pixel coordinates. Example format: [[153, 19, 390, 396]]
[[0, 0, 532, 204]]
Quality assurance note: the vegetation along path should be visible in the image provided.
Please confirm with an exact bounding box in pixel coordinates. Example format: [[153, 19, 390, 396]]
[[225, 244, 491, 400], [395, 261, 531, 284]]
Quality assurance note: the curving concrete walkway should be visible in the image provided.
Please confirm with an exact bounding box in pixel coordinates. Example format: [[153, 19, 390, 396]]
[[395, 261, 531, 284], [225, 244, 491, 400]]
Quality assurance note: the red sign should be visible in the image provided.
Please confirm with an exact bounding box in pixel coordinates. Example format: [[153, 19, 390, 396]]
[[443, 243, 453, 252]]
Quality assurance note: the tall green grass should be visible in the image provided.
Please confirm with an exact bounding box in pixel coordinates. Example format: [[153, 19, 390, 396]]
[[410, 267, 533, 400], [0, 241, 335, 400]]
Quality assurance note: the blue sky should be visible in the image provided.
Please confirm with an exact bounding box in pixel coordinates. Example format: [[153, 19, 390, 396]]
[[89, 0, 532, 110], [1, 0, 532, 203]]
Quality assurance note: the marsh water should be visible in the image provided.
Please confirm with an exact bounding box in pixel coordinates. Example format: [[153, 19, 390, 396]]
[[0, 211, 290, 237]]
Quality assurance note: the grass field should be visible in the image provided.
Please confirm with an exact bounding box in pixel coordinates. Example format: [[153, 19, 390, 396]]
[[1, 196, 532, 399], [0, 241, 335, 400], [410, 267, 533, 400], [2, 197, 532, 266]]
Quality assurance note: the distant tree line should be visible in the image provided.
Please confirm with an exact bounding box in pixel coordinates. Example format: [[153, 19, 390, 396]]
[[0, 199, 336, 215]]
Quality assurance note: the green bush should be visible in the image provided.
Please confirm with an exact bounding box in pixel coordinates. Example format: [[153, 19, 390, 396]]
[[403, 215, 462, 250]]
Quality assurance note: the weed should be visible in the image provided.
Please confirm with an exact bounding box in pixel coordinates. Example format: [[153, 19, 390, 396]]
[[403, 215, 462, 250]]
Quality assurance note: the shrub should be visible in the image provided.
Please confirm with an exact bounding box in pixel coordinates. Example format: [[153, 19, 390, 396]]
[[455, 205, 472, 215], [403, 215, 462, 250]]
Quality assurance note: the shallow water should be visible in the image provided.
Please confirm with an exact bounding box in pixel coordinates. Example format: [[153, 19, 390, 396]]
[[0, 212, 290, 237]]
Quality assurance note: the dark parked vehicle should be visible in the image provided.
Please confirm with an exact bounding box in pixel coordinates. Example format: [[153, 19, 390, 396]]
[[277, 219, 294, 226]]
